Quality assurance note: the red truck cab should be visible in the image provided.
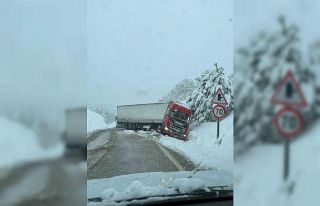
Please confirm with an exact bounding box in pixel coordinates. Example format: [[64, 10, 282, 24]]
[[161, 101, 192, 140]]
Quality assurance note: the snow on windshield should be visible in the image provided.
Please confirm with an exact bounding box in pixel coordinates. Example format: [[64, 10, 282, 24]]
[[88, 170, 232, 205]]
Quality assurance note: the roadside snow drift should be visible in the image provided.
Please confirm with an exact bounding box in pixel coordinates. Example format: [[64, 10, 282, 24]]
[[87, 109, 115, 134], [0, 116, 64, 170], [235, 120, 320, 206], [159, 113, 233, 172]]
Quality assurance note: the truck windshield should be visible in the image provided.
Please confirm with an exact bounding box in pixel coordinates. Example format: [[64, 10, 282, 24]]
[[170, 110, 189, 122]]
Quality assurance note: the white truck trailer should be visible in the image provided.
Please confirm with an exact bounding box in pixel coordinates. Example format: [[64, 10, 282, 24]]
[[116, 102, 192, 140]]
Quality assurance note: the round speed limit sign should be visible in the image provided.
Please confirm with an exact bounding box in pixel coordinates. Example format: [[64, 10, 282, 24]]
[[212, 104, 226, 119], [273, 107, 303, 138]]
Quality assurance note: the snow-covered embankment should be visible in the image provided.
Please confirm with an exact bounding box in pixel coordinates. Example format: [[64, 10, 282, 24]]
[[87, 109, 115, 134], [159, 113, 233, 172]]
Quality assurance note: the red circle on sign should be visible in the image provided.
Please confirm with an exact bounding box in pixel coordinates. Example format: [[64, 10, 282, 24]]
[[273, 106, 303, 139], [212, 104, 226, 119]]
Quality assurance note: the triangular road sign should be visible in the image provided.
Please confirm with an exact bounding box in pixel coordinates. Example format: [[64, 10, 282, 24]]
[[271, 70, 308, 108], [212, 88, 228, 105]]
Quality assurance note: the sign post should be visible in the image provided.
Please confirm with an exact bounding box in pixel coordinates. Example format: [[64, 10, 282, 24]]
[[273, 106, 303, 180], [271, 70, 307, 181], [212, 104, 225, 139], [284, 138, 289, 180], [212, 89, 228, 140], [217, 118, 220, 139]]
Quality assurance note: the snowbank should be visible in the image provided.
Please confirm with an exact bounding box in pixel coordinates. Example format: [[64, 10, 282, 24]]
[[87, 132, 111, 151], [87, 109, 115, 134], [159, 113, 233, 172], [235, 120, 320, 206], [0, 116, 64, 170]]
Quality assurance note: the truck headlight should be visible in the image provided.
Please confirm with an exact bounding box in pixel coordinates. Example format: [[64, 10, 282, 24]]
[[183, 134, 186, 137], [165, 127, 169, 131]]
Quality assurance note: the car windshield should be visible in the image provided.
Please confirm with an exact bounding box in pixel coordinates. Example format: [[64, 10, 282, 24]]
[[87, 0, 233, 205]]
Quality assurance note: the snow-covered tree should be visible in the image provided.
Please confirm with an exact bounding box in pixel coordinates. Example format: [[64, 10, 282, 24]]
[[309, 41, 320, 115], [187, 63, 233, 125], [226, 73, 234, 112], [235, 16, 317, 154], [160, 79, 195, 104]]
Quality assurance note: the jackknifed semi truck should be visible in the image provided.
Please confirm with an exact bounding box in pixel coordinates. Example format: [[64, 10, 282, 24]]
[[116, 101, 192, 140]]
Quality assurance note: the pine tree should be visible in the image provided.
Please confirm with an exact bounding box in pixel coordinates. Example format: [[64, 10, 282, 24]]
[[187, 63, 232, 125], [309, 41, 320, 115]]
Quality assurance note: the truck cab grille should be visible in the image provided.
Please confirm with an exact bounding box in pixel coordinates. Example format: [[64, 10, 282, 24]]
[[170, 119, 186, 135]]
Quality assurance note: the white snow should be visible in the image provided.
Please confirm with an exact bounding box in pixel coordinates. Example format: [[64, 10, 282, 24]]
[[87, 109, 115, 134], [88, 170, 232, 205], [159, 113, 233, 172], [122, 130, 136, 135], [88, 133, 111, 151], [100, 180, 176, 202], [0, 115, 64, 170], [235, 120, 320, 206], [172, 177, 206, 193]]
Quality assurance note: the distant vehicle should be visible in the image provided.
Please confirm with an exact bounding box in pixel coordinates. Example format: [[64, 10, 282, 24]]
[[64, 107, 86, 158], [116, 101, 192, 140]]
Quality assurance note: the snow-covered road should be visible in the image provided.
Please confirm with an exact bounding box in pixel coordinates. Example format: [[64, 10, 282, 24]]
[[87, 129, 196, 179]]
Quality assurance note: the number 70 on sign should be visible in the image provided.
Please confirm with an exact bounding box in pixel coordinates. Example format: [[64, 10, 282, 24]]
[[212, 104, 226, 119]]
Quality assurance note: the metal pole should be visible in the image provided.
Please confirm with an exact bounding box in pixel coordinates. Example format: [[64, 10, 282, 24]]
[[284, 138, 290, 181], [217, 118, 220, 139]]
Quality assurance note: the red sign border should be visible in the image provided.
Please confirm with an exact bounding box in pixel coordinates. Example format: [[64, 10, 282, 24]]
[[212, 104, 226, 119], [273, 106, 303, 139], [271, 70, 308, 108], [212, 88, 228, 105]]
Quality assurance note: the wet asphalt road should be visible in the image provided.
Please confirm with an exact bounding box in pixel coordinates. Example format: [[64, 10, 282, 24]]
[[87, 129, 196, 180]]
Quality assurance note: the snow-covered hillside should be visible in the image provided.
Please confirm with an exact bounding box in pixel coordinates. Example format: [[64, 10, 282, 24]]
[[87, 109, 115, 134], [235, 120, 320, 206], [159, 79, 195, 104], [0, 116, 64, 170], [88, 105, 116, 124], [159, 113, 233, 172]]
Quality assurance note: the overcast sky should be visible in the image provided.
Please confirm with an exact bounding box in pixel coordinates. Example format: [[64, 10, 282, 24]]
[[88, 0, 233, 106], [235, 0, 320, 50], [0, 0, 86, 130]]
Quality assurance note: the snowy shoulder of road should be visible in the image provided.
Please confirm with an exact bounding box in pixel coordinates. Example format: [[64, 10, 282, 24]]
[[88, 170, 232, 205], [0, 116, 64, 171], [235, 120, 320, 206], [88, 132, 111, 151], [159, 113, 233, 172], [87, 109, 115, 134]]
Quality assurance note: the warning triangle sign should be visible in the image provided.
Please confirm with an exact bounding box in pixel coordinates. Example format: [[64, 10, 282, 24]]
[[271, 70, 308, 108], [212, 88, 228, 105]]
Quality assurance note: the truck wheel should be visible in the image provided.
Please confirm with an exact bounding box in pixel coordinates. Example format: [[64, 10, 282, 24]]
[[156, 126, 161, 133]]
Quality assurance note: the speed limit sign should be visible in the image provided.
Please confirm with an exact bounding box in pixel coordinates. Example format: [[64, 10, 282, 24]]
[[212, 104, 226, 119], [273, 107, 303, 138]]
